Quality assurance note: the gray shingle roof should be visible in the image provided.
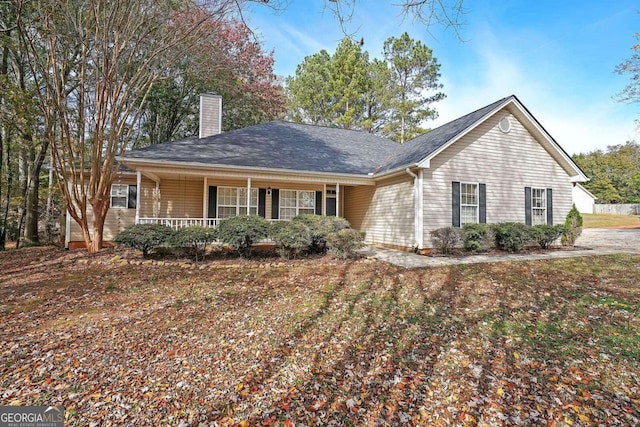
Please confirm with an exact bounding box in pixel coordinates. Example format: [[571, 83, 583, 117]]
[[123, 96, 513, 176], [124, 121, 400, 175]]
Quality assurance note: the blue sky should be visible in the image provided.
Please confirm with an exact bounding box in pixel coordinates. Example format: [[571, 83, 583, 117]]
[[247, 0, 639, 155]]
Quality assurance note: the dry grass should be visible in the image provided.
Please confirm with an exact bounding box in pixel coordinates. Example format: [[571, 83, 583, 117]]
[[1, 246, 639, 426], [582, 213, 640, 229]]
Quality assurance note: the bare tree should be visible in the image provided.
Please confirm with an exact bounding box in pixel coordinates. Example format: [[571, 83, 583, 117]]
[[15, 0, 274, 252], [616, 32, 640, 105], [325, 0, 466, 39]]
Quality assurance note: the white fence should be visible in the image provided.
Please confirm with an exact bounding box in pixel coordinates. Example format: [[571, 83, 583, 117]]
[[593, 204, 640, 215]]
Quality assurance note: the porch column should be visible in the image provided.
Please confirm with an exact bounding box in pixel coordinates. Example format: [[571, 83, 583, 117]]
[[247, 178, 252, 214], [323, 184, 327, 216], [135, 171, 141, 224], [203, 177, 208, 219], [336, 183, 340, 217], [416, 170, 424, 248]]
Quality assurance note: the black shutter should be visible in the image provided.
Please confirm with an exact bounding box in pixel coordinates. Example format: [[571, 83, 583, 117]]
[[208, 186, 217, 218], [452, 181, 461, 227], [315, 191, 322, 215], [546, 188, 553, 224], [127, 185, 137, 209], [479, 183, 486, 224], [258, 188, 266, 218], [271, 189, 279, 219], [524, 187, 532, 226]]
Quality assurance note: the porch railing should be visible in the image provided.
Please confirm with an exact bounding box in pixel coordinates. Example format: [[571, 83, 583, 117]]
[[138, 217, 284, 230], [138, 217, 219, 229]]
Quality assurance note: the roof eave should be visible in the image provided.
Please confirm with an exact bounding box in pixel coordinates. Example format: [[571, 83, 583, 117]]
[[116, 156, 376, 185]]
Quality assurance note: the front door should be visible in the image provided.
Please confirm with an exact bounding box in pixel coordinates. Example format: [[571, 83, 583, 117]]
[[326, 189, 337, 216]]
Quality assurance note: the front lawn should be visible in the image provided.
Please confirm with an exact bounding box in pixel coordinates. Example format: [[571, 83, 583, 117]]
[[582, 213, 640, 229], [1, 247, 639, 426]]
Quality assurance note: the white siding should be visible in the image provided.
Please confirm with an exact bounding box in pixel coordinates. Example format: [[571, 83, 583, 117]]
[[422, 110, 574, 247], [345, 176, 415, 248], [572, 184, 595, 214]]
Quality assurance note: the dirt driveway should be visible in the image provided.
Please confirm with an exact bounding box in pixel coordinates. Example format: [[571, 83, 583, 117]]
[[579, 228, 640, 250]]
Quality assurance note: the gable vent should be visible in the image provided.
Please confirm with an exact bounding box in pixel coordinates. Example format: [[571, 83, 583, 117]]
[[498, 117, 512, 133]]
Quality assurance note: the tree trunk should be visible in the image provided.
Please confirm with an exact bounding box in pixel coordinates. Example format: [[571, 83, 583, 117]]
[[15, 146, 29, 248], [23, 141, 47, 245], [89, 204, 107, 253], [23, 169, 40, 245], [1, 132, 13, 249], [45, 148, 55, 243], [0, 128, 4, 250], [0, 30, 8, 250]]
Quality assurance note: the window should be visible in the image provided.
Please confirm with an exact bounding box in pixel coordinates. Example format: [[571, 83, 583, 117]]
[[279, 190, 315, 220], [110, 184, 136, 209], [531, 188, 547, 225], [217, 187, 258, 218], [460, 183, 478, 225]]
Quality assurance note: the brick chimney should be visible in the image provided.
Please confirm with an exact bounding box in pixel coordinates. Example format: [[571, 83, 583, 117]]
[[199, 94, 222, 138]]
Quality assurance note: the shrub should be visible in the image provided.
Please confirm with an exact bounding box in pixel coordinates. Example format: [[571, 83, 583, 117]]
[[216, 215, 269, 258], [0, 218, 19, 242], [270, 221, 312, 259], [561, 204, 583, 247], [429, 227, 461, 254], [491, 222, 530, 253], [462, 223, 492, 253], [168, 226, 217, 261], [529, 224, 565, 249], [326, 228, 365, 259], [114, 223, 174, 257], [292, 214, 351, 253]]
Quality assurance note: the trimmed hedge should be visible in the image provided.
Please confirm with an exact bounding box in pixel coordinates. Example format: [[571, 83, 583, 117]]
[[491, 222, 530, 253], [168, 226, 217, 261], [462, 223, 492, 253], [114, 223, 174, 257], [429, 227, 461, 254], [326, 228, 365, 259], [529, 224, 565, 249], [292, 214, 350, 253], [216, 215, 270, 258], [562, 204, 583, 247], [270, 221, 312, 259]]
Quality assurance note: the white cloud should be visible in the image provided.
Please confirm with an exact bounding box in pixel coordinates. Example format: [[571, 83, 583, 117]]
[[430, 26, 639, 155]]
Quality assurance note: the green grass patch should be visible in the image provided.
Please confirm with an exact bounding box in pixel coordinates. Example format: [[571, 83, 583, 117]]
[[582, 213, 640, 228]]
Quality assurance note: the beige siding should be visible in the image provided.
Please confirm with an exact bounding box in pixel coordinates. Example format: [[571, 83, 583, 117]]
[[345, 176, 415, 248], [138, 177, 157, 217], [422, 110, 574, 246], [158, 177, 203, 218], [69, 176, 138, 242]]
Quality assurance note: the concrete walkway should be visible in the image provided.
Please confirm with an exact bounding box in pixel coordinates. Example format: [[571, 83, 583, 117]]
[[361, 228, 640, 269]]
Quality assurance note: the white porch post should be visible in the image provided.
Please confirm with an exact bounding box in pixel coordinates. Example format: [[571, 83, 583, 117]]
[[323, 184, 327, 216], [416, 170, 424, 248], [247, 178, 252, 214], [203, 177, 208, 219], [135, 171, 141, 224], [336, 183, 340, 217]]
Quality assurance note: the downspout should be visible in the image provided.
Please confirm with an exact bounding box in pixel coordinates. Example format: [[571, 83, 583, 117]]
[[405, 168, 424, 250]]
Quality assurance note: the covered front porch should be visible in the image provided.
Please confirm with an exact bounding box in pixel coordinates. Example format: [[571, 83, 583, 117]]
[[130, 166, 372, 231]]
